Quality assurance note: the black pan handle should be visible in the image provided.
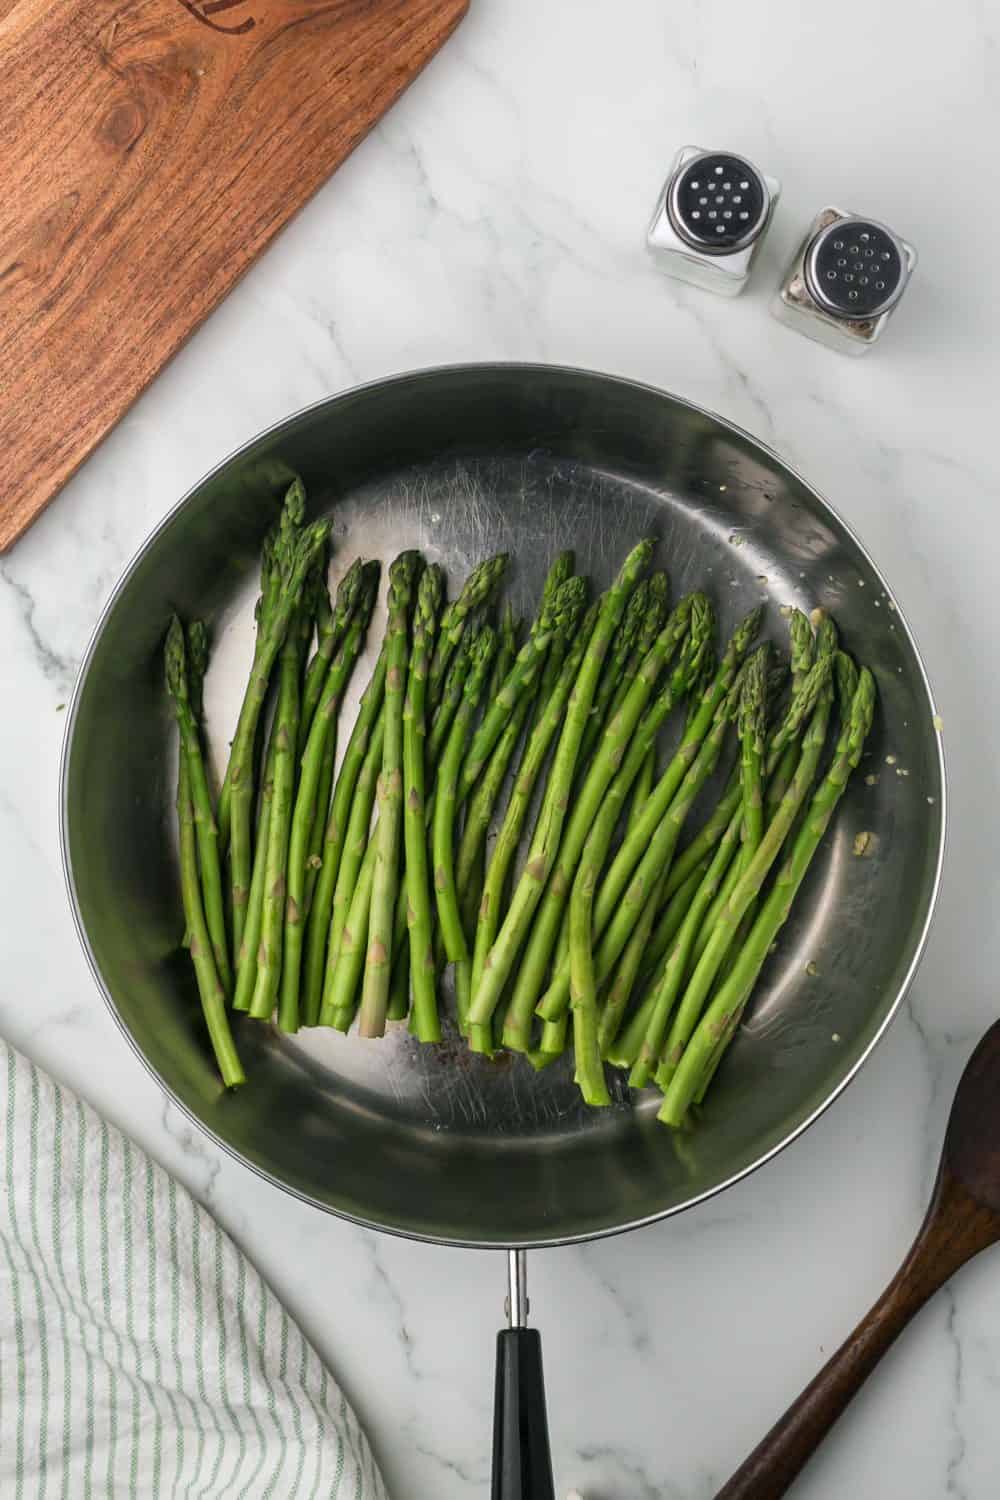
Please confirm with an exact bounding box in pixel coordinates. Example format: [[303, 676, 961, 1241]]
[[491, 1252, 555, 1500]]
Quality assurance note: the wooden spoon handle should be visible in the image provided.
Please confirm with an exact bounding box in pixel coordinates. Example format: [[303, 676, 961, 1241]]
[[716, 1167, 995, 1500]]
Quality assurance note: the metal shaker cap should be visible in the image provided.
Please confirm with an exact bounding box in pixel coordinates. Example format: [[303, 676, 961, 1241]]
[[803, 218, 907, 320], [667, 151, 770, 255]]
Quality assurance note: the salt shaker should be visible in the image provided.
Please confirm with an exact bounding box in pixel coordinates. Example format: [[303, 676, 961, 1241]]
[[646, 146, 780, 297], [772, 207, 916, 354]]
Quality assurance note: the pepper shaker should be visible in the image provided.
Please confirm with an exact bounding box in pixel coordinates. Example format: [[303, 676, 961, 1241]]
[[646, 146, 780, 297], [772, 207, 916, 354]]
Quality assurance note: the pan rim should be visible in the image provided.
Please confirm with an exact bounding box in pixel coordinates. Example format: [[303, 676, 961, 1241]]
[[59, 360, 947, 1250]]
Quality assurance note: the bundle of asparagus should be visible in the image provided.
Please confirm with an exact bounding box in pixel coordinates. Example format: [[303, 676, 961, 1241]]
[[166, 481, 875, 1130]]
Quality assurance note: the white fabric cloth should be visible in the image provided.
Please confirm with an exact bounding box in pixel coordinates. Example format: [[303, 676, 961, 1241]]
[[0, 1037, 387, 1498]]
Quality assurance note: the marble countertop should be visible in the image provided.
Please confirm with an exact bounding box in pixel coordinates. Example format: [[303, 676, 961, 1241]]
[[3, 1, 998, 1494]]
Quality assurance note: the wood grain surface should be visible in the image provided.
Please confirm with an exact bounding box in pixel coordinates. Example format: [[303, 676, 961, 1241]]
[[0, 0, 468, 550]]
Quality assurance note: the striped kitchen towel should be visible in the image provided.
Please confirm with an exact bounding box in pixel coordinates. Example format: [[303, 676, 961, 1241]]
[[0, 1037, 388, 1498]]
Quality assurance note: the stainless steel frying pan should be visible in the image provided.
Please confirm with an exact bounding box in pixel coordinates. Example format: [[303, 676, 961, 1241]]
[[61, 364, 945, 1496]]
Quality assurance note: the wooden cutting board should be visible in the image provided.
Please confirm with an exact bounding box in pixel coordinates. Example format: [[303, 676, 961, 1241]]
[[0, 0, 468, 551]]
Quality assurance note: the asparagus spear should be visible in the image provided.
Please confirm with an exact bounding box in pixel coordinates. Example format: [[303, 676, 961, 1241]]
[[627, 856, 711, 1011], [299, 564, 381, 921], [597, 862, 668, 1051], [233, 708, 279, 1011], [216, 495, 298, 846], [402, 564, 445, 1042], [469, 599, 599, 1007], [299, 557, 365, 753], [517, 622, 712, 1050], [216, 483, 306, 862], [171, 629, 244, 1088], [660, 642, 834, 907], [165, 617, 232, 997], [608, 570, 672, 716], [765, 609, 816, 816], [326, 608, 483, 1032], [278, 565, 379, 1030], [658, 666, 876, 1125], [627, 647, 769, 1087], [570, 652, 746, 1103], [467, 539, 654, 1035], [358, 552, 424, 1038], [652, 663, 837, 1091], [427, 631, 476, 772], [575, 576, 653, 768], [738, 644, 769, 863], [460, 577, 586, 798], [223, 503, 330, 955], [627, 749, 655, 834], [534, 606, 762, 1031], [488, 604, 518, 703], [318, 710, 385, 1028], [432, 628, 497, 1031], [247, 588, 311, 1022], [496, 592, 705, 1048], [688, 628, 835, 975], [426, 553, 509, 714]]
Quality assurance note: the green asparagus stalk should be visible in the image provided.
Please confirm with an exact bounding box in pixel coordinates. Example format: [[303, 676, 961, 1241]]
[[317, 710, 385, 1028], [300, 565, 381, 917], [569, 654, 746, 1103], [402, 564, 446, 1042], [521, 622, 712, 1049], [627, 649, 769, 1087], [461, 688, 536, 1052], [223, 503, 330, 955], [165, 618, 232, 997], [278, 565, 379, 1031], [247, 593, 309, 1021], [467, 539, 654, 1034], [622, 811, 742, 1077], [358, 552, 423, 1038], [738, 644, 769, 862], [575, 576, 653, 768], [497, 592, 706, 1048], [661, 645, 835, 906], [299, 557, 365, 753], [432, 628, 497, 1030], [488, 604, 518, 703], [217, 482, 306, 860], [578, 569, 670, 776], [458, 569, 586, 917], [461, 577, 585, 798], [629, 856, 711, 1006], [469, 599, 599, 1008], [765, 609, 816, 816], [653, 668, 837, 1091], [608, 570, 672, 719], [596, 866, 668, 1060], [689, 626, 836, 973], [627, 748, 655, 834], [233, 711, 279, 1011], [173, 632, 244, 1088], [427, 631, 476, 772], [540, 550, 575, 606], [658, 666, 876, 1125], [216, 502, 294, 846], [366, 590, 489, 1010], [534, 606, 762, 1031], [426, 554, 509, 715]]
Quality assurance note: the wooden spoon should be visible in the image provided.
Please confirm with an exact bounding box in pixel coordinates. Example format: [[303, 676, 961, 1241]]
[[716, 1019, 1000, 1499]]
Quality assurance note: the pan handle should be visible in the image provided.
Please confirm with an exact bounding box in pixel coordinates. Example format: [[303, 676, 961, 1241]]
[[491, 1251, 555, 1500]]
